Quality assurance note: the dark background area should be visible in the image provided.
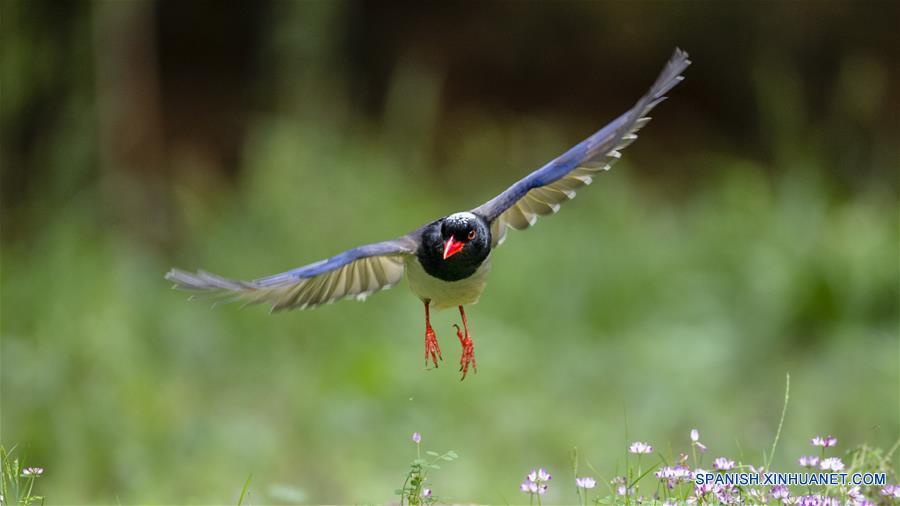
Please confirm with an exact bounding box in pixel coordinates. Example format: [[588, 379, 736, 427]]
[[2, 1, 897, 504]]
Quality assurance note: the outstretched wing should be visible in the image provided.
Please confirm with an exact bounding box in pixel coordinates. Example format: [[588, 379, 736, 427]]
[[472, 48, 691, 247], [166, 236, 418, 311]]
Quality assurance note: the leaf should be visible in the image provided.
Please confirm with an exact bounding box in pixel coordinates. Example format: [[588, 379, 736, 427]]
[[628, 462, 660, 489], [425, 451, 440, 457], [429, 464, 441, 470], [237, 473, 253, 506], [440, 455, 454, 461], [446, 450, 458, 458]]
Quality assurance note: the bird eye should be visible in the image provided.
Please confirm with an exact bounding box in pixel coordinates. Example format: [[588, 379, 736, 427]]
[[467, 229, 477, 240]]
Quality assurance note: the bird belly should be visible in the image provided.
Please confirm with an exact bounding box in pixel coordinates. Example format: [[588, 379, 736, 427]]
[[405, 256, 491, 309]]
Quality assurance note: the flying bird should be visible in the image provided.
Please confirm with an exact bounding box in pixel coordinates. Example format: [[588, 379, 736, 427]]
[[166, 49, 691, 380]]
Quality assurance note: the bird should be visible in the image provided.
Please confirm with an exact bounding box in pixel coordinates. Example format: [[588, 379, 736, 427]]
[[166, 48, 691, 380]]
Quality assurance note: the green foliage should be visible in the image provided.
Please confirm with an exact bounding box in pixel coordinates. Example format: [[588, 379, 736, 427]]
[[1, 446, 45, 506], [1, 123, 896, 503], [396, 437, 458, 506], [236, 474, 252, 506]]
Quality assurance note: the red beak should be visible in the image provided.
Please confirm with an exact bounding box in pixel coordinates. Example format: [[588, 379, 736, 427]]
[[442, 236, 464, 260]]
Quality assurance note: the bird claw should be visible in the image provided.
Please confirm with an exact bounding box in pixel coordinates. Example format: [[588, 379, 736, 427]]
[[454, 324, 477, 380], [425, 325, 442, 369]]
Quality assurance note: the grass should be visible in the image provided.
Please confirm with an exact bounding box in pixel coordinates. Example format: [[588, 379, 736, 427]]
[[396, 434, 459, 506], [1, 446, 45, 506], [395, 373, 897, 504], [217, 374, 896, 504], [1, 146, 896, 503]]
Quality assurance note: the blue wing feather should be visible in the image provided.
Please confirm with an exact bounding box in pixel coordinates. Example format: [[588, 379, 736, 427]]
[[165, 235, 418, 310], [252, 239, 414, 286], [473, 49, 690, 223]]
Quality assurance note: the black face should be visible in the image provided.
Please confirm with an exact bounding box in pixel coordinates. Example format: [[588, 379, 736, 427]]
[[416, 212, 491, 282]]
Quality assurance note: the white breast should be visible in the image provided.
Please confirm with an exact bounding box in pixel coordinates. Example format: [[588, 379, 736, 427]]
[[405, 256, 492, 310]]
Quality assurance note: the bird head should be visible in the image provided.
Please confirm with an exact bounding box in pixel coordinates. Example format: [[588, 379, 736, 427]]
[[440, 212, 490, 261]]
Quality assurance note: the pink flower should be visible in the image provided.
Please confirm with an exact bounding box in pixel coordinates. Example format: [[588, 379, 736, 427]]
[[526, 468, 551, 483], [714, 457, 735, 470], [770, 485, 790, 499], [715, 484, 740, 504], [521, 467, 552, 495], [748, 488, 768, 503], [795, 495, 843, 506], [629, 441, 654, 454], [412, 432, 421, 444], [797, 455, 819, 468], [881, 484, 900, 498], [690, 429, 708, 452], [657, 465, 692, 489], [811, 435, 837, 447], [421, 488, 432, 498]]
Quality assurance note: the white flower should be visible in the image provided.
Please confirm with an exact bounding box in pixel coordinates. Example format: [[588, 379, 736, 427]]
[[811, 435, 837, 447], [714, 457, 735, 470], [575, 477, 596, 489], [629, 441, 654, 454], [521, 468, 552, 495], [819, 457, 844, 472], [657, 465, 692, 481], [21, 467, 43, 477], [689, 429, 708, 452], [798, 455, 819, 468]]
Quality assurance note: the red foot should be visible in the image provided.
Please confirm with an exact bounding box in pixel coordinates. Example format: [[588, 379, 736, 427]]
[[425, 325, 443, 369], [454, 324, 477, 380]]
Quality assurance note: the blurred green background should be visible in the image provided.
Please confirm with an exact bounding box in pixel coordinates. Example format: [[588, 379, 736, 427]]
[[2, 1, 898, 504]]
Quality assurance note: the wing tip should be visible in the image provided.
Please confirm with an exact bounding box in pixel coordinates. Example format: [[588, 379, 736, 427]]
[[672, 47, 692, 68], [165, 267, 202, 290]]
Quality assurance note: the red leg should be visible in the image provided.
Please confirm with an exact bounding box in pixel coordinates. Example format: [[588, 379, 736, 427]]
[[424, 301, 442, 368], [454, 305, 477, 380]]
